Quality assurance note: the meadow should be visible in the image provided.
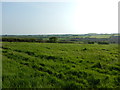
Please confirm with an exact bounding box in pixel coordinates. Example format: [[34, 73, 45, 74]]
[[2, 42, 120, 88]]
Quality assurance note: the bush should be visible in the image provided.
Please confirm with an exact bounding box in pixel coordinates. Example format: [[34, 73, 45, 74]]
[[88, 41, 94, 44], [49, 37, 58, 43], [98, 41, 109, 44]]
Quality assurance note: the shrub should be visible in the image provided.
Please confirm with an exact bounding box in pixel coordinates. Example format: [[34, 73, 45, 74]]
[[88, 41, 94, 44], [49, 37, 58, 43], [98, 41, 109, 44]]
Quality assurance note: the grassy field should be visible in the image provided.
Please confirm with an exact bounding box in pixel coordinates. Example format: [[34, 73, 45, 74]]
[[2, 42, 120, 88]]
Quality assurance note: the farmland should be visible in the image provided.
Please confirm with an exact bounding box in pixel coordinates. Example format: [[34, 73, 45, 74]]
[[1, 34, 120, 45], [2, 42, 120, 88]]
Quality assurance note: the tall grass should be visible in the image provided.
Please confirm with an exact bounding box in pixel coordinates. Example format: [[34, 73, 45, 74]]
[[2, 42, 120, 88]]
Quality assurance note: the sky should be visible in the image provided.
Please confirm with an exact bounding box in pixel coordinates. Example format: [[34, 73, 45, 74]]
[[1, 0, 119, 35]]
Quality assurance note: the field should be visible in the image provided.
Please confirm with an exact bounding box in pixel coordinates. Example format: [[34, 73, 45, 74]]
[[2, 42, 120, 88]]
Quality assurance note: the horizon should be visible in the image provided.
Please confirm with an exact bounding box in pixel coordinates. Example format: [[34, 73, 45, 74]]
[[1, 33, 119, 36]]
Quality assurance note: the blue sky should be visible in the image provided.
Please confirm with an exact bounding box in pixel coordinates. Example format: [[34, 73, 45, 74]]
[[1, 0, 118, 35], [2, 2, 76, 35]]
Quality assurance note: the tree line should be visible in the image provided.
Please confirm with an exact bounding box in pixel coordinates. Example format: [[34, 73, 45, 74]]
[[1, 37, 111, 44], [1, 37, 58, 43]]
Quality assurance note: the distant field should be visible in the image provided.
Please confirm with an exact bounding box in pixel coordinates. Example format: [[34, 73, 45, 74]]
[[69, 35, 112, 39], [89, 35, 112, 38], [2, 42, 120, 88], [2, 33, 119, 40]]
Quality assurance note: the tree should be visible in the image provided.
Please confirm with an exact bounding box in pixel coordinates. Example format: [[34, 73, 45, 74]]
[[88, 41, 94, 44], [98, 41, 109, 44], [49, 37, 58, 43]]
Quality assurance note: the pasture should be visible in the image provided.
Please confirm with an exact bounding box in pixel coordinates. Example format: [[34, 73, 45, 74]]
[[2, 42, 120, 88]]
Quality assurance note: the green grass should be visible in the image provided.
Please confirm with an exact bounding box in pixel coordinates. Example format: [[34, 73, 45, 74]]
[[67, 34, 112, 39], [2, 42, 120, 88]]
